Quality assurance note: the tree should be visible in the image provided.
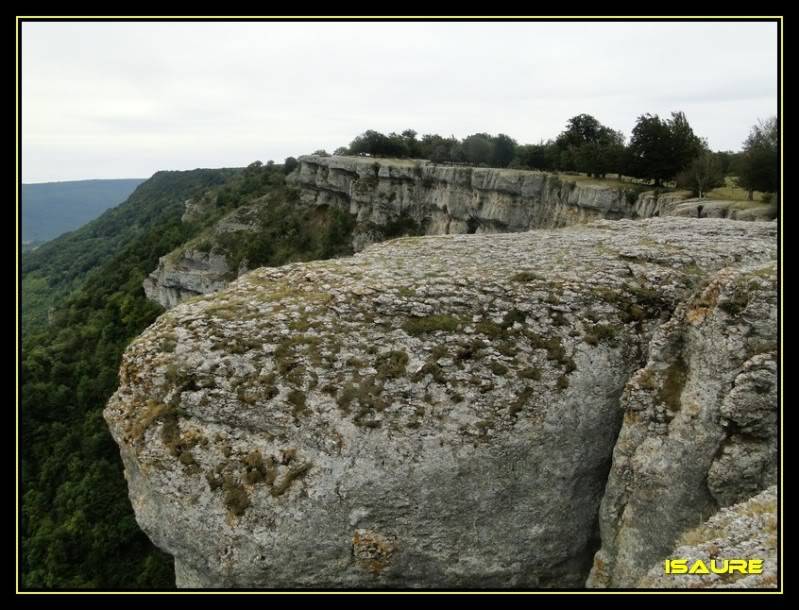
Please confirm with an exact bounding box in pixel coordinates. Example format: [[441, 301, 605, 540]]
[[283, 157, 299, 174], [490, 133, 517, 167], [556, 114, 603, 149], [627, 112, 702, 185], [714, 150, 739, 176], [461, 133, 493, 165], [736, 117, 779, 199], [349, 130, 389, 156], [512, 143, 548, 170], [348, 130, 409, 158], [668, 111, 703, 177], [401, 129, 421, 157], [555, 115, 626, 177], [572, 129, 626, 178], [419, 134, 456, 162], [676, 152, 724, 198]]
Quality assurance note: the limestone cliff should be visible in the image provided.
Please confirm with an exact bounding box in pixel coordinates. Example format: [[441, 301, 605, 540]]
[[144, 156, 778, 311], [586, 256, 778, 588], [143, 250, 232, 309], [105, 217, 777, 588], [637, 486, 777, 588], [143, 200, 260, 307], [288, 155, 643, 238], [144, 156, 687, 310]]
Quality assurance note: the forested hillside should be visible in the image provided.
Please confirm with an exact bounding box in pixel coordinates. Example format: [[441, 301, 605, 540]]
[[21, 171, 235, 335], [22, 179, 145, 244], [20, 159, 364, 588], [20, 168, 237, 588]]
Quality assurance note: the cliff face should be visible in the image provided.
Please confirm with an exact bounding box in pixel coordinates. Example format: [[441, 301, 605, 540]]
[[288, 155, 640, 238], [587, 257, 778, 587], [143, 251, 232, 309], [143, 157, 778, 311], [143, 200, 259, 307], [144, 156, 686, 310], [105, 217, 777, 588], [636, 486, 777, 589]]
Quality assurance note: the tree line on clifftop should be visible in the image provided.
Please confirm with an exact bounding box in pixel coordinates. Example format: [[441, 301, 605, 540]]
[[323, 113, 778, 200]]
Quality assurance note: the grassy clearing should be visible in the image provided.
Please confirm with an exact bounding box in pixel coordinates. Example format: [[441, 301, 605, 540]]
[[706, 177, 769, 203], [561, 173, 647, 190]]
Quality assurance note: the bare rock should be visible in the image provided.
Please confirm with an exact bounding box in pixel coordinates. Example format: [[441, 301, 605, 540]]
[[636, 486, 777, 589], [587, 259, 778, 588], [107, 218, 776, 588]]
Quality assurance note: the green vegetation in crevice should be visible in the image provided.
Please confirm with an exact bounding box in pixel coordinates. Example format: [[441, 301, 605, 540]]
[[412, 361, 448, 385], [402, 314, 460, 336], [593, 282, 672, 323], [518, 366, 541, 381], [336, 376, 388, 427], [511, 271, 544, 283], [223, 477, 251, 517], [583, 323, 620, 346], [658, 356, 689, 412], [509, 386, 535, 418], [719, 284, 751, 316], [213, 194, 357, 273], [375, 350, 409, 380], [271, 462, 313, 497]]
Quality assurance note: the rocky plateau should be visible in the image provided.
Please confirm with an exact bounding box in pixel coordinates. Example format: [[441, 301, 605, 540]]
[[105, 217, 779, 588]]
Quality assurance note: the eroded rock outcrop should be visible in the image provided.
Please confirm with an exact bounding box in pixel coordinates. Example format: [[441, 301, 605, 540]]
[[143, 202, 260, 307], [642, 196, 778, 222], [146, 157, 778, 311], [637, 486, 778, 589], [106, 218, 777, 588], [586, 258, 778, 588], [289, 155, 644, 243], [143, 250, 233, 309]]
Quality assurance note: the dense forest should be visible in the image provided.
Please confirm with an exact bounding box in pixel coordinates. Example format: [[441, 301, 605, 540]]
[[22, 178, 145, 244], [19, 158, 373, 588], [21, 170, 236, 335], [20, 168, 233, 588], [17, 163, 265, 586]]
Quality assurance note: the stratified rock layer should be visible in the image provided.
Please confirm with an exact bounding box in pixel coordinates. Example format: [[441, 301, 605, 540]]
[[143, 202, 259, 306], [143, 250, 232, 309], [105, 218, 777, 588], [289, 155, 642, 240], [145, 156, 777, 310]]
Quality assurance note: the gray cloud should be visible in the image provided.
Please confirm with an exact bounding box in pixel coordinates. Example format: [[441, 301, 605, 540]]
[[22, 20, 778, 182]]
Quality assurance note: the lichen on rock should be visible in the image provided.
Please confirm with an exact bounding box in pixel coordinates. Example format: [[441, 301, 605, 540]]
[[105, 217, 777, 588], [146, 156, 774, 311], [636, 486, 778, 589], [586, 260, 778, 588]]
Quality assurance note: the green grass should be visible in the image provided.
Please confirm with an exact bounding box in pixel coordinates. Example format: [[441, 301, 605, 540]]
[[561, 173, 647, 190], [706, 176, 770, 203], [402, 314, 460, 336]]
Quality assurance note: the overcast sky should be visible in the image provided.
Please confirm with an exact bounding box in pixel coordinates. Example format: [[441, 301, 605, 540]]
[[22, 20, 778, 183]]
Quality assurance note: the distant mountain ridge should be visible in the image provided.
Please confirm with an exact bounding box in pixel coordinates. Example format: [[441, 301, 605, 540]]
[[22, 178, 146, 243]]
